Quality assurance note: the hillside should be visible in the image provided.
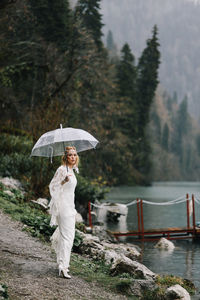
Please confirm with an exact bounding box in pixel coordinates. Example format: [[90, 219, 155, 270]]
[[149, 87, 200, 181], [101, 0, 200, 119]]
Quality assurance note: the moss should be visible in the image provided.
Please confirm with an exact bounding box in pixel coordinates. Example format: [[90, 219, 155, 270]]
[[70, 253, 138, 298], [156, 274, 196, 295]]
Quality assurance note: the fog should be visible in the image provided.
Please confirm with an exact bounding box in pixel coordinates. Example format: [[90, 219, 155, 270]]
[[101, 0, 200, 119]]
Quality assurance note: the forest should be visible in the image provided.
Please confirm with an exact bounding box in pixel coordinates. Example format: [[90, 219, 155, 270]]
[[0, 0, 161, 193], [0, 0, 200, 200], [102, 0, 200, 120]]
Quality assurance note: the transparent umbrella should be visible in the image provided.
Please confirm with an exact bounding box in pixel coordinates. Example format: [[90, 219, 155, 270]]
[[31, 125, 99, 161]]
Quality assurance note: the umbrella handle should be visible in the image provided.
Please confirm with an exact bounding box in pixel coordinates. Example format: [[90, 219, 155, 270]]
[[48, 146, 54, 163]]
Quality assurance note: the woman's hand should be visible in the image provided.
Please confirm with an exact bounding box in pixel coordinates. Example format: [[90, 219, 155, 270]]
[[61, 174, 72, 185]]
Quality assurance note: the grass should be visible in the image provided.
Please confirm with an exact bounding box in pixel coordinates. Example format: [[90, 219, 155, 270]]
[[71, 253, 138, 299], [0, 183, 196, 300], [0, 183, 138, 299], [156, 274, 196, 295]]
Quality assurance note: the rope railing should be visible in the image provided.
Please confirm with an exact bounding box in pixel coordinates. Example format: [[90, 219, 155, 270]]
[[90, 194, 200, 211], [90, 194, 197, 208], [194, 194, 200, 204]]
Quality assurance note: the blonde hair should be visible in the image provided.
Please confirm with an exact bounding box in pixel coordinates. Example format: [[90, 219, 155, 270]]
[[62, 146, 79, 167]]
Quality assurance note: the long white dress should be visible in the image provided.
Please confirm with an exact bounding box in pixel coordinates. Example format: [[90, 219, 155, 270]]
[[49, 165, 77, 271]]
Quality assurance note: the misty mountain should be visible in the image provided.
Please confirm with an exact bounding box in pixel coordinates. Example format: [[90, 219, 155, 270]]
[[101, 0, 200, 119]]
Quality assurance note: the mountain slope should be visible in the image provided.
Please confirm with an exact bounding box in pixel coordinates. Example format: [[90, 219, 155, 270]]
[[101, 0, 200, 119]]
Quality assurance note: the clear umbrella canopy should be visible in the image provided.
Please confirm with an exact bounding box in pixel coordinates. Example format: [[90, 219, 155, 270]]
[[31, 126, 99, 158]]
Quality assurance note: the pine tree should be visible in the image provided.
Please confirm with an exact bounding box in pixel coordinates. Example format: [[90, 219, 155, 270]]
[[30, 0, 72, 50], [106, 30, 118, 59], [76, 0, 104, 50], [117, 43, 136, 99], [106, 30, 114, 51], [135, 25, 160, 178], [161, 123, 169, 151], [171, 96, 188, 163], [115, 43, 137, 137], [196, 134, 200, 156], [136, 25, 160, 136]]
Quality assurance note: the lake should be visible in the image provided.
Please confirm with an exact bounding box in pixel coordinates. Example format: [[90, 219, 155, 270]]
[[101, 182, 200, 299]]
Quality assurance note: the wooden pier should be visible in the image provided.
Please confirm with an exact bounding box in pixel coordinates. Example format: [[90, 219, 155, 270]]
[[110, 194, 200, 241], [110, 226, 200, 242], [88, 194, 200, 242]]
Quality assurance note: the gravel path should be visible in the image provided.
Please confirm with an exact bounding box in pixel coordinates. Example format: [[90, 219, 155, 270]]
[[0, 210, 127, 300]]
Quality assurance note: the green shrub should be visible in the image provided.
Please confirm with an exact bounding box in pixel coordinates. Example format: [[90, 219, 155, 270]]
[[73, 230, 83, 249], [0, 133, 109, 217], [0, 284, 9, 299], [21, 214, 54, 239]]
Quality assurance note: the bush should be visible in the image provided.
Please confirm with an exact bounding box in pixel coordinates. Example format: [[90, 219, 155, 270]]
[[75, 174, 109, 219], [0, 133, 109, 218]]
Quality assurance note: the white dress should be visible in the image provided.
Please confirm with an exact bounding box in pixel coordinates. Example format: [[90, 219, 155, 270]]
[[49, 165, 77, 271]]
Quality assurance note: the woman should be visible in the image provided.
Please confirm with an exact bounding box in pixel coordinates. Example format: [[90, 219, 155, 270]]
[[49, 146, 79, 279]]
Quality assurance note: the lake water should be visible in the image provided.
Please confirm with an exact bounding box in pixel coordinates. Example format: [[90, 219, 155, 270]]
[[102, 182, 200, 299]]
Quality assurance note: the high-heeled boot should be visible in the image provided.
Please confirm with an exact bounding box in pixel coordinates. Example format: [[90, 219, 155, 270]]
[[58, 266, 71, 279]]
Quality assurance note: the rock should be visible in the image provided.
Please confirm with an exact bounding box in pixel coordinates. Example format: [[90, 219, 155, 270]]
[[129, 279, 157, 298], [0, 177, 23, 191], [101, 241, 140, 259], [92, 225, 117, 243], [75, 212, 83, 223], [31, 198, 49, 210], [165, 284, 191, 300], [104, 249, 122, 264], [77, 231, 105, 259], [75, 229, 141, 271], [4, 190, 14, 197], [155, 238, 175, 251], [110, 255, 156, 280], [85, 226, 93, 234]]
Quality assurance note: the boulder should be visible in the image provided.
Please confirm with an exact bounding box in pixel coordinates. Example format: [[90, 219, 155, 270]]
[[129, 279, 157, 298], [101, 241, 140, 259], [165, 284, 190, 300], [31, 198, 49, 210], [3, 190, 14, 197], [92, 225, 117, 243], [110, 255, 156, 280], [75, 230, 154, 281], [155, 238, 175, 251], [75, 230, 141, 266], [0, 177, 23, 191]]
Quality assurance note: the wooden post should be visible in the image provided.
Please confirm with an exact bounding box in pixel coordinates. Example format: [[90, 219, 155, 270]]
[[192, 194, 196, 236], [186, 193, 190, 230], [137, 198, 141, 238], [88, 201, 93, 228], [140, 199, 144, 240]]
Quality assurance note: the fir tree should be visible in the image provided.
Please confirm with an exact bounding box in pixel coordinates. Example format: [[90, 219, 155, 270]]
[[135, 25, 160, 177], [30, 0, 72, 50], [106, 30, 118, 59], [116, 43, 137, 137], [136, 25, 160, 136], [171, 97, 188, 163], [117, 43, 136, 99], [161, 123, 169, 151], [106, 30, 116, 52], [76, 0, 104, 50]]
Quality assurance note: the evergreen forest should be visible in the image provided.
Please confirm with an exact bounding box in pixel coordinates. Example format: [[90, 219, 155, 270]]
[[0, 0, 200, 199]]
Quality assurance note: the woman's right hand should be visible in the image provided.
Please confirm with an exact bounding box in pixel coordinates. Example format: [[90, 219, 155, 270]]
[[61, 174, 72, 185]]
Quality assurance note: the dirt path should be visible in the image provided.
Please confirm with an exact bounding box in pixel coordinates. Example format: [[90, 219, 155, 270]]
[[0, 210, 127, 300]]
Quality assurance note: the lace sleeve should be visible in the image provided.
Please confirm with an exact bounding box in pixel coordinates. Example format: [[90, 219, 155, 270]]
[[49, 166, 66, 227], [49, 166, 65, 199]]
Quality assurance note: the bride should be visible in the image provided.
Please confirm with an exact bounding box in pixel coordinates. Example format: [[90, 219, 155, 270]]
[[49, 146, 79, 279]]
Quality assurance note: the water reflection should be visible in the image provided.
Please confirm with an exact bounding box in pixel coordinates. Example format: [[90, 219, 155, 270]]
[[101, 182, 200, 298]]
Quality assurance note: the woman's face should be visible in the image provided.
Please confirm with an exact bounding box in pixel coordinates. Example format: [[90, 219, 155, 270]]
[[67, 149, 77, 166]]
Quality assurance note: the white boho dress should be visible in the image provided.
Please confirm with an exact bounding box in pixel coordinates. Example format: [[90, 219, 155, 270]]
[[49, 165, 77, 271]]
